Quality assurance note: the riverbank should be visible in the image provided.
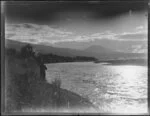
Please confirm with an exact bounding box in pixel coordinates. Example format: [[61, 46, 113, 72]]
[[5, 54, 97, 113]]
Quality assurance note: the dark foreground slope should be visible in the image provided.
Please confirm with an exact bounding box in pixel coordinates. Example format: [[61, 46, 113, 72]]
[[5, 54, 97, 113]]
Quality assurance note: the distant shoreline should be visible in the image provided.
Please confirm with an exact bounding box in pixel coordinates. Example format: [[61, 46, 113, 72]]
[[45, 61, 94, 65], [45, 58, 147, 66], [95, 58, 147, 66]]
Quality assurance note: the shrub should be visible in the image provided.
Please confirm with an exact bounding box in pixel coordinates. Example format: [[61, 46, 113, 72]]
[[20, 44, 34, 58], [51, 77, 62, 108], [51, 77, 62, 89]]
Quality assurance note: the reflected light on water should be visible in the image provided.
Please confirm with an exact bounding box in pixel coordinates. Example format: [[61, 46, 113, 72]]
[[121, 66, 139, 79], [111, 65, 147, 114], [46, 63, 148, 114]]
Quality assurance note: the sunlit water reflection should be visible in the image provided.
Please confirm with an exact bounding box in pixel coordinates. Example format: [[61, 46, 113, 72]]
[[46, 62, 147, 113]]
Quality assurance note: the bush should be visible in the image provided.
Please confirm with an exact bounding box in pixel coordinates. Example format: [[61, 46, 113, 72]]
[[51, 77, 62, 108], [20, 44, 35, 58], [51, 78, 62, 89]]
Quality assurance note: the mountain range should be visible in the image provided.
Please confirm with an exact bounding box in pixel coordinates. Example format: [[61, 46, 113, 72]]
[[5, 39, 146, 60]]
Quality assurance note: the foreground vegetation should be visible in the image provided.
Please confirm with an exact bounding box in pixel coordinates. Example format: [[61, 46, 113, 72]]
[[5, 44, 98, 112]]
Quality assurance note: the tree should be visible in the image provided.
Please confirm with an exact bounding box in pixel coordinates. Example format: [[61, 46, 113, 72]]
[[20, 44, 34, 58]]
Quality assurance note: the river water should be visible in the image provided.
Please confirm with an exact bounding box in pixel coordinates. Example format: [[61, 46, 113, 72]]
[[46, 62, 147, 113]]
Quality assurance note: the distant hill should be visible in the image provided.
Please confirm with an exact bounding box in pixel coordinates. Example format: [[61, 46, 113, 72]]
[[84, 45, 117, 54], [5, 39, 86, 57], [84, 45, 147, 60], [5, 39, 146, 60]]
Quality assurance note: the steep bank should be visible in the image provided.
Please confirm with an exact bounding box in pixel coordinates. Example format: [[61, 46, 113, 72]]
[[5, 54, 97, 113]]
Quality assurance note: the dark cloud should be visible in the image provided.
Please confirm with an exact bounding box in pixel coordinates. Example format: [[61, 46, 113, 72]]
[[5, 1, 148, 24]]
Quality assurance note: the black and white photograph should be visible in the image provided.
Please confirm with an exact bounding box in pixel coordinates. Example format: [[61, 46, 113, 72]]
[[2, 0, 148, 114]]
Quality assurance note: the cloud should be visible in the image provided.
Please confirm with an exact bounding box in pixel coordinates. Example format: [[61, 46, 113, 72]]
[[90, 29, 147, 41], [116, 31, 147, 41], [5, 23, 73, 44], [136, 26, 144, 30], [131, 44, 147, 53], [5, 23, 147, 45], [5, 23, 96, 44], [90, 31, 117, 40], [115, 25, 147, 41]]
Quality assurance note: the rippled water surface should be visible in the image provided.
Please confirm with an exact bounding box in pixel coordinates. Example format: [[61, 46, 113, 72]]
[[46, 62, 147, 113]]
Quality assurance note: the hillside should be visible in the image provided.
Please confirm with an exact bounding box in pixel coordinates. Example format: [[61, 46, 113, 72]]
[[5, 52, 98, 112], [84, 45, 117, 54], [5, 39, 87, 57], [5, 39, 146, 60], [84, 45, 147, 60]]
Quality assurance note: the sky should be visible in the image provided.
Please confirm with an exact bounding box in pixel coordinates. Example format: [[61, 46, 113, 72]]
[[4, 1, 148, 53]]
